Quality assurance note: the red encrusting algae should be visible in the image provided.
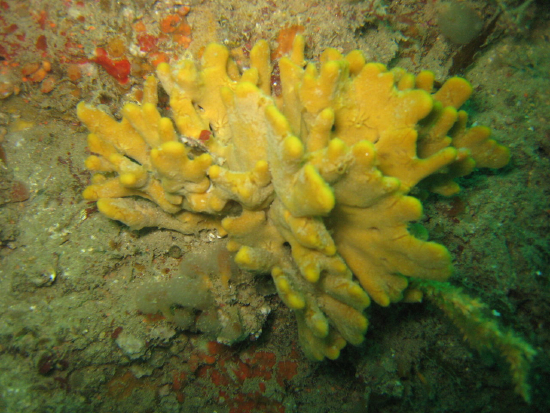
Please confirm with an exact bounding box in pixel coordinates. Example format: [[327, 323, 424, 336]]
[[92, 47, 131, 85]]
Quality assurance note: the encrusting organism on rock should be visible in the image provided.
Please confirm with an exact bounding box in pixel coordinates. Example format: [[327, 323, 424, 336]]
[[77, 35, 534, 401]]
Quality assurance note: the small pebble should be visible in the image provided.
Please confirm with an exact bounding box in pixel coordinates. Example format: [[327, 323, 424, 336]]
[[168, 245, 183, 258]]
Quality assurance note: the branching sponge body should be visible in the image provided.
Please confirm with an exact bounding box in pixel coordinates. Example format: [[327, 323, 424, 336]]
[[78, 36, 521, 390]]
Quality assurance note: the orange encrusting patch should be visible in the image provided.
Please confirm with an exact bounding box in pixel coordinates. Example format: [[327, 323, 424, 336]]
[[271, 25, 304, 60]]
